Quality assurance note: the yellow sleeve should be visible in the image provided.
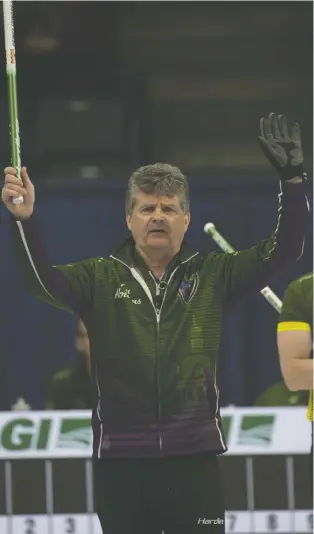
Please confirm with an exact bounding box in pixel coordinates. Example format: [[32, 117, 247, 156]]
[[277, 321, 311, 332]]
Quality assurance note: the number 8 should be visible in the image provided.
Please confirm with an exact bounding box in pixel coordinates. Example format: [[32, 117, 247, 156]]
[[66, 517, 76, 533]]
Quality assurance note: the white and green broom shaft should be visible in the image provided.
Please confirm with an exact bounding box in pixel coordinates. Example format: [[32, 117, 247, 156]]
[[3, 0, 23, 204], [204, 222, 283, 313]]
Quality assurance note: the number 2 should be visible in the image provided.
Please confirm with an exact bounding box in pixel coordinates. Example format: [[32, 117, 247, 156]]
[[25, 518, 35, 534]]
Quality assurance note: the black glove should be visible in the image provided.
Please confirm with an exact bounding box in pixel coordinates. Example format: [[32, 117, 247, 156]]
[[258, 112, 306, 183]]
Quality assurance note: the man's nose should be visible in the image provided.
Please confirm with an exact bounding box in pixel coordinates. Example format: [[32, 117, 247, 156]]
[[152, 208, 165, 222]]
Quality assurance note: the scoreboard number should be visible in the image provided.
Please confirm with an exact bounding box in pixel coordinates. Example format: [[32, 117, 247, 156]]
[[228, 514, 237, 531], [65, 517, 75, 533], [25, 518, 35, 534], [254, 511, 291, 533], [266, 513, 278, 531], [11, 516, 49, 534], [225, 512, 250, 533], [52, 514, 89, 534]]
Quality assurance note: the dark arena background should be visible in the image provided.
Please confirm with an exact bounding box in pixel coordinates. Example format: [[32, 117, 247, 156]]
[[0, 2, 313, 534]]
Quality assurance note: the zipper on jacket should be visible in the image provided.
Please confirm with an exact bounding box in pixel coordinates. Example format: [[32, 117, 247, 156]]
[[150, 270, 179, 453], [110, 253, 198, 453], [150, 272, 165, 453], [156, 307, 162, 451]]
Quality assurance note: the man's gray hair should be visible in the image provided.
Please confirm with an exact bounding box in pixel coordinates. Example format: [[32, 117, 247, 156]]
[[126, 163, 190, 215]]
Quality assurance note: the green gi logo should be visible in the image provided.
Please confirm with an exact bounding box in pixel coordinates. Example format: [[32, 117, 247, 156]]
[[57, 418, 92, 449], [0, 418, 51, 450], [238, 415, 275, 446]]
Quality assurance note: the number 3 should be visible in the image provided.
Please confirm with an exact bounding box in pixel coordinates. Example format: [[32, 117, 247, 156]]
[[66, 517, 76, 533]]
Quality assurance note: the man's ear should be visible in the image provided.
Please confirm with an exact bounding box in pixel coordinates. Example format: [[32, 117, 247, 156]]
[[126, 214, 131, 231], [184, 211, 191, 232]]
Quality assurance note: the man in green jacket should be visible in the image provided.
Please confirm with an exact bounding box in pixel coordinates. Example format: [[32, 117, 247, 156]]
[[1, 113, 309, 533]]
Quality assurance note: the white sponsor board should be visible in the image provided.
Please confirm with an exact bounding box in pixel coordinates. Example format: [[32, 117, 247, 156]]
[[0, 407, 310, 459]]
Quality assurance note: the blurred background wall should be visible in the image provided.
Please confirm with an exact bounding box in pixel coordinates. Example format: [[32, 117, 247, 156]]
[[0, 1, 312, 410]]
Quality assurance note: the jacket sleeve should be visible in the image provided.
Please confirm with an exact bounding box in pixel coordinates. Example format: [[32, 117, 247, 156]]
[[10, 212, 96, 314], [278, 278, 311, 327], [209, 182, 309, 307]]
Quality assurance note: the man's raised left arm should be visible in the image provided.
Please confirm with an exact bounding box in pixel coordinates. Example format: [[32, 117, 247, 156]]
[[212, 112, 309, 304]]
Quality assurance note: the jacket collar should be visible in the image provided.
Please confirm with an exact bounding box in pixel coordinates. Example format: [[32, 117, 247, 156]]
[[110, 235, 199, 272]]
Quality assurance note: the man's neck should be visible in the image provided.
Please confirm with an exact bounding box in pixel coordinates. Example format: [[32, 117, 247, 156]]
[[136, 245, 177, 279]]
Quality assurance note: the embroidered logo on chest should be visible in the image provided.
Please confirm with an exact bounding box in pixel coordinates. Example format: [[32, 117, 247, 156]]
[[115, 284, 130, 299], [114, 284, 141, 305], [178, 273, 199, 304]]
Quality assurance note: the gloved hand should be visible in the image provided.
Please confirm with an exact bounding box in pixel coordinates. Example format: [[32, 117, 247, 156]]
[[258, 112, 306, 183]]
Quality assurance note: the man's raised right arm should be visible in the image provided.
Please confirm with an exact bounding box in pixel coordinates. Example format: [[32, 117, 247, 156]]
[[2, 167, 94, 314]]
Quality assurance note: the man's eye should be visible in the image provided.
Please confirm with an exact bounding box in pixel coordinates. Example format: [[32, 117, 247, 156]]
[[163, 206, 174, 212], [142, 206, 154, 212]]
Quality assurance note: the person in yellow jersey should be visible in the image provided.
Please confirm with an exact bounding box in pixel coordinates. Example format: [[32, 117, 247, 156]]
[[277, 272, 313, 477]]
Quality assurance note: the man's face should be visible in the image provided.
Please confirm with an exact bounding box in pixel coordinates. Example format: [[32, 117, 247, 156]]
[[75, 319, 90, 360], [126, 191, 190, 254]]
